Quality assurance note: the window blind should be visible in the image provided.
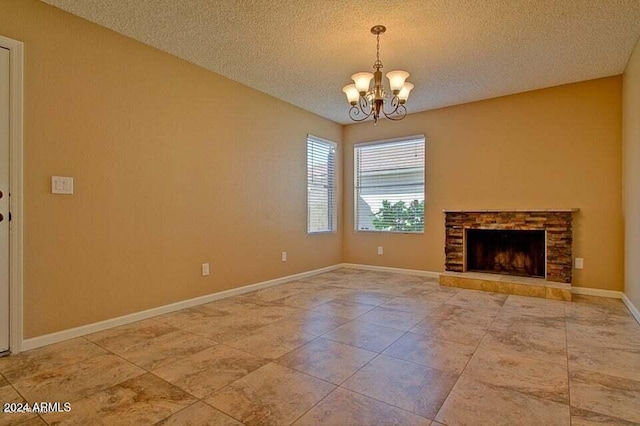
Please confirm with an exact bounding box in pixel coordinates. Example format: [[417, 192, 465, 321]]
[[355, 136, 425, 233], [307, 136, 337, 233]]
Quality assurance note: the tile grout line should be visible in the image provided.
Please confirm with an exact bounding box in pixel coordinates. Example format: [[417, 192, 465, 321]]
[[1, 336, 110, 385], [4, 377, 51, 426], [564, 300, 572, 422], [286, 383, 338, 425], [564, 302, 640, 422], [332, 382, 437, 423], [318, 324, 407, 352], [201, 354, 340, 425], [199, 399, 247, 425], [148, 401, 201, 426], [436, 297, 576, 415], [285, 320, 418, 424], [431, 294, 508, 423], [80, 334, 156, 374]]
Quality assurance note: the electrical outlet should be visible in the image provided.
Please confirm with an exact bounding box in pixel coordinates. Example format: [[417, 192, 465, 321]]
[[377, 246, 383, 255], [575, 258, 584, 269], [201, 263, 210, 276], [281, 251, 287, 262]]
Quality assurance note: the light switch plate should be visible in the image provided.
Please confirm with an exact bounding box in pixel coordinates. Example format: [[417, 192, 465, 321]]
[[52, 176, 74, 195], [575, 258, 584, 269]]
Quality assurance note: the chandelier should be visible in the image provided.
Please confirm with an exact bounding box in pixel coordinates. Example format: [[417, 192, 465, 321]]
[[342, 25, 414, 124]]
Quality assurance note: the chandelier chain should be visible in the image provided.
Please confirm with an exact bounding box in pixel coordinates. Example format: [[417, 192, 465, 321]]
[[374, 32, 383, 70]]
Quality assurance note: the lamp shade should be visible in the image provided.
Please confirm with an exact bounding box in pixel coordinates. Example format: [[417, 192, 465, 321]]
[[351, 72, 374, 94], [342, 84, 360, 105], [386, 70, 410, 93], [398, 82, 414, 103]]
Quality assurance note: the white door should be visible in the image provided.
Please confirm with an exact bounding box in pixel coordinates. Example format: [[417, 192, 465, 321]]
[[0, 47, 9, 353]]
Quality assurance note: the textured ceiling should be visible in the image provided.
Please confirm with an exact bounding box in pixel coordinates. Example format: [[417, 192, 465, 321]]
[[43, 0, 640, 124]]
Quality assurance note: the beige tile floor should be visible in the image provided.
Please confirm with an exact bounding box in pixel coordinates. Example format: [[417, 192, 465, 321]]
[[1, 268, 639, 425]]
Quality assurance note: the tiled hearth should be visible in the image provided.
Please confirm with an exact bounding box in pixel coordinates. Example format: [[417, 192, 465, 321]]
[[440, 271, 572, 301], [441, 209, 578, 301]]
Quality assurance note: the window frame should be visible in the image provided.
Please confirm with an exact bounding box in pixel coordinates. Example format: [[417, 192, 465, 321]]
[[353, 134, 426, 234], [306, 134, 338, 234]]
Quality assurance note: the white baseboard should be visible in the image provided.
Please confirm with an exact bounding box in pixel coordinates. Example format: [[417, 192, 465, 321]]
[[622, 294, 640, 325], [20, 264, 342, 352], [570, 287, 640, 323], [571, 287, 623, 299], [341, 263, 441, 279], [20, 262, 639, 352]]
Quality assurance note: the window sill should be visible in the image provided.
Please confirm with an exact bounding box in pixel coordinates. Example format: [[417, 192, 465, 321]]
[[354, 230, 424, 235]]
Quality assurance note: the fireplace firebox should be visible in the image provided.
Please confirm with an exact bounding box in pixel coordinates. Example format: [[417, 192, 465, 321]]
[[466, 229, 545, 278]]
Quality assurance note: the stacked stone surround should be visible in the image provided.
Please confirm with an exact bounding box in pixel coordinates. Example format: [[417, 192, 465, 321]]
[[444, 210, 576, 284]]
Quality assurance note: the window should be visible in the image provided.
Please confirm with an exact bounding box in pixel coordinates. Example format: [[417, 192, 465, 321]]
[[307, 135, 337, 233], [354, 136, 425, 233]]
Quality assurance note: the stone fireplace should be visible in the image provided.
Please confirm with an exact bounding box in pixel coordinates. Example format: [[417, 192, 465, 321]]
[[443, 210, 576, 283], [441, 210, 577, 301]]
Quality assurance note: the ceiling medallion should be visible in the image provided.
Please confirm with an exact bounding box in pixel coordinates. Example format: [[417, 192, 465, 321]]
[[342, 25, 414, 124]]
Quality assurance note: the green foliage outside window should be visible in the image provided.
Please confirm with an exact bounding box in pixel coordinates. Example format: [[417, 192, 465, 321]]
[[372, 199, 425, 232]]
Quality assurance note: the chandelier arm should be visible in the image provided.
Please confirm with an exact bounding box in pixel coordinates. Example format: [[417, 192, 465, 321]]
[[383, 103, 407, 121], [358, 94, 371, 113], [386, 95, 400, 113], [348, 104, 373, 122]]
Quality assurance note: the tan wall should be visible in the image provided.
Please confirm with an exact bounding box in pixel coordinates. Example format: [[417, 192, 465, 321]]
[[0, 0, 342, 338], [343, 77, 623, 291], [623, 39, 640, 308]]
